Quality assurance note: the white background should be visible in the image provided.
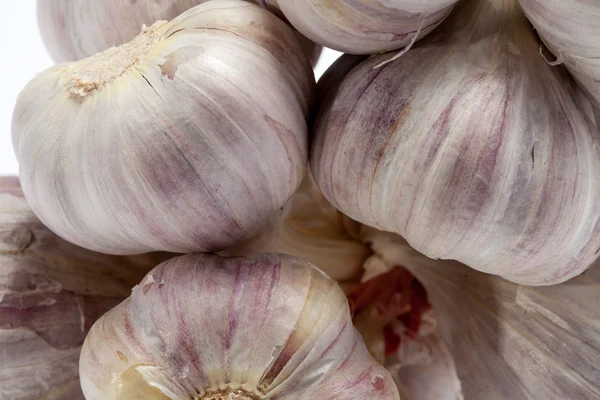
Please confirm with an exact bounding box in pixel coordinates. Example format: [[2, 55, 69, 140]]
[[0, 2, 340, 176]]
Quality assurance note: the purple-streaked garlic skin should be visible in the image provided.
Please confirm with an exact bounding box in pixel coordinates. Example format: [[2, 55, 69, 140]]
[[79, 253, 400, 400], [37, 0, 322, 65], [15, 1, 314, 255], [311, 0, 600, 285], [363, 229, 600, 399], [269, 0, 458, 54], [519, 0, 600, 108], [0, 177, 168, 400]]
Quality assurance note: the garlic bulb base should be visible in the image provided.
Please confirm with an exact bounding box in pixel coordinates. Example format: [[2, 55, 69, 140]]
[[62, 21, 166, 97], [200, 389, 260, 400]]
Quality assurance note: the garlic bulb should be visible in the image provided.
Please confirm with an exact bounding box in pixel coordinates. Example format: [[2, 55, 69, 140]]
[[15, 0, 314, 255], [519, 0, 600, 108], [311, 0, 600, 285], [0, 177, 168, 400], [362, 229, 600, 399], [79, 253, 400, 399], [259, 0, 458, 54], [37, 0, 321, 64]]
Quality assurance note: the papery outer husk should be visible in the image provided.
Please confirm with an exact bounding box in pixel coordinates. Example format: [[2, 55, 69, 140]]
[[518, 0, 600, 108], [221, 171, 370, 282], [0, 177, 170, 400], [269, 0, 458, 54], [360, 227, 600, 399], [79, 253, 400, 400], [37, 0, 322, 65], [15, 0, 315, 255], [311, 0, 600, 285]]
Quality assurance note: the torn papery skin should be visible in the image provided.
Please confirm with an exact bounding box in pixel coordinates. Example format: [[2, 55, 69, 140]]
[[0, 177, 169, 400], [362, 227, 600, 400]]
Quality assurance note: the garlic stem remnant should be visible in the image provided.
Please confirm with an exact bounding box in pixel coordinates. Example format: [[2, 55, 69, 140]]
[[519, 0, 600, 108], [311, 0, 600, 285], [37, 0, 322, 65], [263, 0, 458, 54], [0, 177, 169, 400], [79, 253, 400, 400], [363, 229, 600, 399], [15, 1, 315, 255]]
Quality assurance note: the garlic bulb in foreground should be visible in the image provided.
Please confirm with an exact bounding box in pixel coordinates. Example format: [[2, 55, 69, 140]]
[[362, 229, 600, 399], [15, 0, 314, 255], [0, 177, 168, 400], [519, 0, 600, 108], [311, 0, 600, 285], [263, 0, 458, 54], [79, 253, 400, 399], [37, 0, 322, 65]]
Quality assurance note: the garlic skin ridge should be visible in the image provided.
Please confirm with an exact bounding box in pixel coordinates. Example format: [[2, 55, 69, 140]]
[[79, 253, 400, 400], [265, 0, 459, 54], [14, 0, 315, 255], [0, 177, 168, 400], [519, 0, 600, 109], [310, 0, 600, 285]]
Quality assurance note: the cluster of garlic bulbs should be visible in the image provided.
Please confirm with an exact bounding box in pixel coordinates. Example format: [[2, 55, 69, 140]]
[[78, 253, 400, 400], [15, 0, 315, 255], [0, 177, 169, 400], [311, 0, 600, 286]]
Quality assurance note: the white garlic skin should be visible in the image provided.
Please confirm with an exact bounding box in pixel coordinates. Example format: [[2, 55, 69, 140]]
[[519, 0, 600, 108], [79, 253, 400, 400], [0, 177, 168, 400], [37, 0, 322, 65], [265, 0, 458, 54], [15, 1, 314, 255], [363, 229, 600, 399], [311, 0, 600, 285]]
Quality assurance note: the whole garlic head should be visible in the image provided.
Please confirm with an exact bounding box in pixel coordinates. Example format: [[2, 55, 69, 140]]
[[311, 0, 600, 285], [15, 0, 314, 255], [79, 253, 400, 399], [264, 0, 458, 54], [0, 177, 169, 400]]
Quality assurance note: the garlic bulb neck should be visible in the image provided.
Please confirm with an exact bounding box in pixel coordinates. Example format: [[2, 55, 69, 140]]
[[63, 21, 167, 97]]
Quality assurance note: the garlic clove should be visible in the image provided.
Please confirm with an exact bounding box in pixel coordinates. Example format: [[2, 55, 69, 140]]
[[15, 1, 315, 255], [79, 253, 400, 399], [267, 0, 459, 55], [362, 228, 600, 399], [310, 0, 600, 285], [0, 177, 171, 400]]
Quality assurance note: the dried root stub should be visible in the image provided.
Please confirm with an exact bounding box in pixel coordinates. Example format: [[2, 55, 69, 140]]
[[0, 177, 169, 400], [79, 253, 400, 400]]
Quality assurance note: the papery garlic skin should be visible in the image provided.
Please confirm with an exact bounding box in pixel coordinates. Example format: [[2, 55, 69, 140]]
[[265, 0, 458, 54], [363, 229, 600, 399], [222, 171, 371, 282], [15, 1, 314, 255], [79, 253, 400, 400], [311, 0, 600, 285], [519, 0, 600, 108], [0, 177, 167, 400], [38, 0, 322, 65]]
